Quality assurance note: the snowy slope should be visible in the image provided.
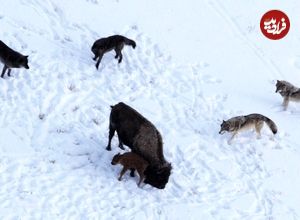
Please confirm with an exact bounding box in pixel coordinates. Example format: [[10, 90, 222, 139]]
[[0, 0, 300, 219]]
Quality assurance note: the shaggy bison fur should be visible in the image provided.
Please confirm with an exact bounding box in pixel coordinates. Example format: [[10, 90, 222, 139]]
[[106, 102, 172, 189]]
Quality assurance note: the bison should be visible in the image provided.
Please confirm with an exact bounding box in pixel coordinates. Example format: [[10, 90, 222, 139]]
[[106, 102, 172, 189], [111, 152, 149, 187]]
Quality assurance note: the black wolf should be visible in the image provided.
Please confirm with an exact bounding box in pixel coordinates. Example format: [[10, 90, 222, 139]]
[[91, 35, 136, 69], [106, 102, 172, 189], [0, 40, 29, 78]]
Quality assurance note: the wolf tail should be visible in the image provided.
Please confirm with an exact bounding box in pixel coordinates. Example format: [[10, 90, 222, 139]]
[[262, 116, 278, 134], [124, 37, 136, 48]]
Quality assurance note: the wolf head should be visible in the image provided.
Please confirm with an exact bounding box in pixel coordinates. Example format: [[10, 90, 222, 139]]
[[111, 153, 121, 165], [131, 41, 136, 49], [144, 163, 172, 189], [17, 55, 29, 69], [275, 80, 295, 96], [275, 80, 285, 93], [219, 120, 231, 134], [91, 45, 98, 56]]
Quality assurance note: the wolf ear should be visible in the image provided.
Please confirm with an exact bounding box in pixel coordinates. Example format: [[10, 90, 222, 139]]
[[25, 55, 29, 58]]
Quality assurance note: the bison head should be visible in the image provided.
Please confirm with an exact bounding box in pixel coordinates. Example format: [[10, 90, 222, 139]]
[[144, 163, 172, 189]]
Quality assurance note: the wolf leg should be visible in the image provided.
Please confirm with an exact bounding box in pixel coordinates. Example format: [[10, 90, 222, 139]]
[[115, 48, 123, 63], [114, 49, 119, 59], [1, 65, 7, 78], [255, 122, 263, 139], [7, 69, 11, 77], [92, 48, 101, 61], [95, 53, 104, 69], [283, 97, 289, 110], [118, 52, 123, 63], [228, 131, 238, 144], [116, 45, 123, 63]]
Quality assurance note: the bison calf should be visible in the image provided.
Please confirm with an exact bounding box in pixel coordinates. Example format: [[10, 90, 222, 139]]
[[106, 102, 172, 189], [111, 152, 149, 187]]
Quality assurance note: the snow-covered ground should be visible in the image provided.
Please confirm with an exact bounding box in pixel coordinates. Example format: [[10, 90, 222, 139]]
[[0, 0, 300, 219]]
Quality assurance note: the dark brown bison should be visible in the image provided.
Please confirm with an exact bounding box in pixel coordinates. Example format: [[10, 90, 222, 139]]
[[106, 102, 172, 189]]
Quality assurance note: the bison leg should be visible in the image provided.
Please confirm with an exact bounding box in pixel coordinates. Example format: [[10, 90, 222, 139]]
[[117, 135, 125, 150], [137, 173, 145, 187], [106, 125, 115, 151], [118, 167, 128, 181], [130, 168, 135, 177], [118, 143, 125, 150]]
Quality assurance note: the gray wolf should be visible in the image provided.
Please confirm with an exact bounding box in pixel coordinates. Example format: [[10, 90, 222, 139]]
[[91, 35, 136, 69], [219, 113, 277, 143], [0, 40, 29, 78], [106, 102, 171, 189], [111, 152, 149, 187], [275, 80, 300, 110]]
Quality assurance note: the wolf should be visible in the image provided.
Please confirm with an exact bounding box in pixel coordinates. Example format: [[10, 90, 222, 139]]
[[275, 80, 300, 110], [91, 35, 136, 69], [219, 113, 277, 143], [0, 40, 29, 78]]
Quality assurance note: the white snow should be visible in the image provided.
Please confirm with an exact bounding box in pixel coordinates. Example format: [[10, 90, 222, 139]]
[[0, 0, 300, 219]]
